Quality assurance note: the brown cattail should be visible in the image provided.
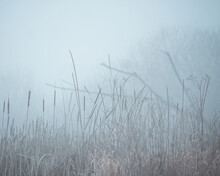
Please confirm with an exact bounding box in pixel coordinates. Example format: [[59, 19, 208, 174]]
[[10, 118, 14, 135], [43, 98, 45, 112], [27, 90, 31, 107]]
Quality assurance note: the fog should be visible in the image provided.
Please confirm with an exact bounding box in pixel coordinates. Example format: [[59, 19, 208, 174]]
[[0, 0, 220, 126]]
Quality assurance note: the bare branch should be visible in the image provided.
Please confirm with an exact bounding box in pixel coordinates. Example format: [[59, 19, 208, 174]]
[[100, 63, 166, 103], [161, 50, 193, 105], [46, 83, 113, 97]]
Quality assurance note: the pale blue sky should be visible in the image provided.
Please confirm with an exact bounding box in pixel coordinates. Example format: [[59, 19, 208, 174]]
[[0, 0, 220, 122], [1, 0, 219, 86]]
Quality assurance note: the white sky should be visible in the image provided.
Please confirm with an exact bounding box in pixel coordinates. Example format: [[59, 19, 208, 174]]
[[0, 0, 220, 122], [1, 0, 219, 86]]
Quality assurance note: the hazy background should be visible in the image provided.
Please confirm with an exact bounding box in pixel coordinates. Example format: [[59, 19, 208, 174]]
[[0, 0, 220, 126]]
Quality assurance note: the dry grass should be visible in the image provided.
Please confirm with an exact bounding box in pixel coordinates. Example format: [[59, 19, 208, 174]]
[[0, 72, 220, 176]]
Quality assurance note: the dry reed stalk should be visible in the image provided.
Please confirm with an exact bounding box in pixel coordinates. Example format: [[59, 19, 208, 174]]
[[54, 90, 56, 107], [101, 62, 166, 105], [0, 60, 219, 176], [166, 87, 170, 155], [10, 118, 14, 136], [70, 51, 82, 136], [161, 50, 193, 106], [27, 90, 31, 107], [2, 100, 5, 129], [43, 98, 45, 113], [83, 95, 85, 126], [53, 90, 56, 132], [42, 98, 45, 128], [6, 98, 10, 133], [26, 90, 31, 133], [66, 92, 73, 132]]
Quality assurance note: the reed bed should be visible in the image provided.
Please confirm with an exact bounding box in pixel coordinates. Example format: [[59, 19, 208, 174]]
[[0, 73, 220, 176]]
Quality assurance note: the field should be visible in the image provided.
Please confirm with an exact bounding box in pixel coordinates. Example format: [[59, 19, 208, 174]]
[[0, 59, 220, 176]]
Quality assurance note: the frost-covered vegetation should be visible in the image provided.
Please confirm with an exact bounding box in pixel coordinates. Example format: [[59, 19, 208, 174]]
[[1, 30, 220, 176], [1, 64, 220, 176]]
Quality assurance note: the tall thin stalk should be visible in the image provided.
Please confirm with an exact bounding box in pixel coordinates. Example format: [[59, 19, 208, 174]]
[[6, 98, 10, 134], [53, 90, 56, 132], [2, 100, 5, 129], [26, 90, 31, 133]]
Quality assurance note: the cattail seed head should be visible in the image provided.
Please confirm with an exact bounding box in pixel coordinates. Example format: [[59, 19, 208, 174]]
[[27, 90, 31, 107], [43, 99, 45, 112]]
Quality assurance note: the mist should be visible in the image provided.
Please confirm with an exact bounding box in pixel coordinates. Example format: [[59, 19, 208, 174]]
[[0, 0, 220, 125], [1, 1, 220, 175]]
